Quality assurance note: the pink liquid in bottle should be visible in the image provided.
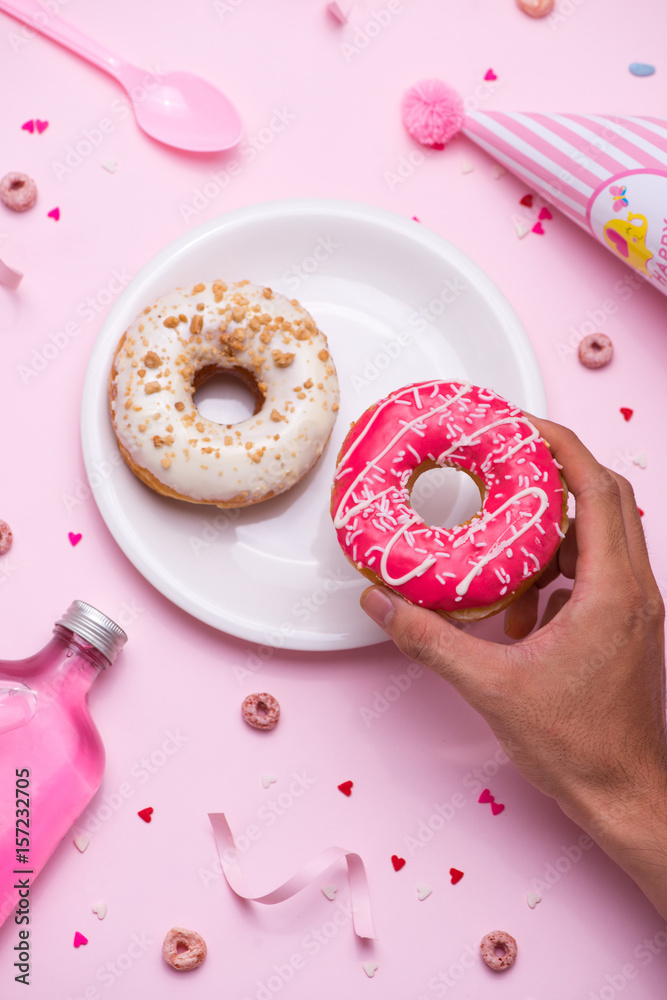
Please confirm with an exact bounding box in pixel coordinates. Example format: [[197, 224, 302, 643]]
[[0, 601, 126, 932]]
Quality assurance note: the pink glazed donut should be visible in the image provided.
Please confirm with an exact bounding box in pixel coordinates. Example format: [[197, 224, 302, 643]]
[[330, 380, 568, 622]]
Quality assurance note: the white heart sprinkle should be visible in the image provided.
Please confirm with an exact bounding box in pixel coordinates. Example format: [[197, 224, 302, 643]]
[[262, 773, 277, 788], [416, 884, 432, 901], [514, 217, 532, 239], [526, 891, 542, 909], [92, 902, 107, 920], [461, 160, 475, 174], [73, 836, 90, 853], [102, 161, 117, 173], [362, 961, 378, 978], [492, 164, 506, 178], [321, 885, 337, 901], [633, 453, 647, 469]]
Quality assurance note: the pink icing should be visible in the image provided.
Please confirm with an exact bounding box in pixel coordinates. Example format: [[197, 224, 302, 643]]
[[331, 380, 566, 612]]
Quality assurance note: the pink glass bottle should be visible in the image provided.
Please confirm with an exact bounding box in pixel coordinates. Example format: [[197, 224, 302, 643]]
[[0, 601, 127, 929]]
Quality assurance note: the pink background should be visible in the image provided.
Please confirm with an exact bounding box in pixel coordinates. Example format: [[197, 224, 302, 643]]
[[1, 0, 667, 997]]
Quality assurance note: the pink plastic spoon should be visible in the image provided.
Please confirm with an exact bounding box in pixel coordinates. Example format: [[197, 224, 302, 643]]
[[0, 0, 242, 152]]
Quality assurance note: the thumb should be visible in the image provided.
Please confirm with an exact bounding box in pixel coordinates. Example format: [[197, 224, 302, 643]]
[[360, 586, 500, 697]]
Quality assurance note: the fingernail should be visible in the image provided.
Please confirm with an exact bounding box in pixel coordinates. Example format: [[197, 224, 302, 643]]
[[360, 588, 395, 628]]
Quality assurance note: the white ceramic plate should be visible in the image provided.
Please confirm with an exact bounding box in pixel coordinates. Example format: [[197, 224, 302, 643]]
[[81, 199, 546, 650]]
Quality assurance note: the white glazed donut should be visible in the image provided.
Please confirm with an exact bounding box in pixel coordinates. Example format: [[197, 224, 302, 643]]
[[109, 280, 339, 507]]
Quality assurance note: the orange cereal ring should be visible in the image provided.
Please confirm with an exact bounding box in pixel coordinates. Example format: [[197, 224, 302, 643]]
[[162, 927, 207, 971], [242, 692, 280, 730], [0, 173, 37, 212]]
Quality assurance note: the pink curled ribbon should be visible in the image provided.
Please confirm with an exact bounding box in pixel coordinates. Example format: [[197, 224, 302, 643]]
[[0, 256, 22, 290], [208, 812, 376, 939]]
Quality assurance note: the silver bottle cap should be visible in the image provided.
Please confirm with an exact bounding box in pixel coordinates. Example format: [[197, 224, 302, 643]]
[[56, 600, 128, 665]]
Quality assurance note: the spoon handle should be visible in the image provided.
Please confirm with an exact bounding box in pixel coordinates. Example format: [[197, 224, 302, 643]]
[[0, 0, 125, 76]]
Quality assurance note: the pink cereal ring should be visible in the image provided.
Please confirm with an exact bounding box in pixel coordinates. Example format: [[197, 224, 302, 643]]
[[578, 333, 613, 369], [162, 927, 207, 971], [516, 0, 554, 16], [0, 521, 13, 555], [480, 930, 517, 971], [0, 173, 37, 212], [242, 692, 280, 730]]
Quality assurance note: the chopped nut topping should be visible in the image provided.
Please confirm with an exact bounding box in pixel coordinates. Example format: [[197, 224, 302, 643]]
[[163, 316, 179, 328], [332, 402, 339, 411], [224, 436, 233, 446], [270, 409, 287, 422], [318, 349, 329, 361], [195, 422, 205, 433], [272, 350, 295, 368], [249, 317, 261, 332], [297, 391, 306, 399], [212, 280, 227, 302], [259, 313, 271, 325], [138, 423, 147, 432], [175, 401, 185, 411], [192, 283, 205, 294], [144, 381, 161, 394], [161, 456, 172, 469], [249, 447, 266, 464], [303, 378, 313, 389], [179, 313, 187, 323], [138, 369, 146, 378], [231, 305, 245, 322], [144, 351, 161, 368], [262, 287, 273, 298], [295, 328, 310, 341], [245, 441, 253, 450], [153, 435, 164, 448], [260, 331, 271, 344], [197, 302, 205, 312], [190, 314, 203, 335]]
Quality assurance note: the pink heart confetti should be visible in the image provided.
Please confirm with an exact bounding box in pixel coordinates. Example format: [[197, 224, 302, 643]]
[[73, 932, 88, 948], [48, 207, 60, 221], [478, 788, 494, 804], [35, 119, 49, 134], [68, 532, 82, 547], [538, 207, 553, 220], [532, 222, 545, 235], [484, 69, 497, 81], [491, 801, 505, 816], [21, 120, 34, 133], [412, 215, 421, 222]]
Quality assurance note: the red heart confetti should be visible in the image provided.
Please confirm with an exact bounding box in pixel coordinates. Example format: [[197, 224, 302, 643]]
[[532, 222, 545, 235], [538, 207, 553, 220], [68, 532, 82, 547], [73, 932, 88, 948], [412, 215, 421, 222], [620, 407, 633, 421], [519, 194, 533, 207], [337, 781, 353, 796], [138, 807, 154, 823], [484, 69, 497, 81], [391, 854, 406, 872], [449, 868, 464, 884], [21, 119, 34, 133], [48, 207, 60, 221], [491, 801, 505, 816], [478, 788, 494, 804], [35, 119, 49, 134], [637, 507, 645, 517]]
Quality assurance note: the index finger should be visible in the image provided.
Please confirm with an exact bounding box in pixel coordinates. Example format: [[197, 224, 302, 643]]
[[524, 414, 631, 590]]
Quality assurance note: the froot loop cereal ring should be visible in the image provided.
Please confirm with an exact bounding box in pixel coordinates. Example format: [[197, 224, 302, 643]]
[[242, 692, 280, 730], [0, 521, 13, 555], [480, 930, 517, 971], [0, 173, 37, 212], [162, 927, 207, 971], [578, 333, 613, 369], [516, 0, 554, 16]]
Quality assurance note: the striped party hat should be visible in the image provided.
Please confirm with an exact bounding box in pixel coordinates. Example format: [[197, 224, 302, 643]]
[[402, 81, 667, 296]]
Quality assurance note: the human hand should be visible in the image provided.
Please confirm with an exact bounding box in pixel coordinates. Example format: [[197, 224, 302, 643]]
[[360, 416, 667, 916]]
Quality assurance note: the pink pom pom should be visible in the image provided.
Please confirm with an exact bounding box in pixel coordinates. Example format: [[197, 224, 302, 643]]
[[401, 79, 465, 148]]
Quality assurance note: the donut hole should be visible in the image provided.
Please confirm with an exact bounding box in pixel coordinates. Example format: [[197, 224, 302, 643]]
[[9, 179, 25, 191], [176, 941, 189, 954], [409, 462, 483, 529], [494, 943, 507, 957], [193, 366, 264, 426]]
